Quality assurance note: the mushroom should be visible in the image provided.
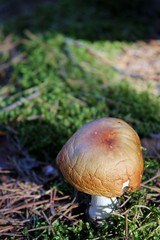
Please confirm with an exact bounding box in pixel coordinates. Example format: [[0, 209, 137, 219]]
[[56, 118, 144, 220]]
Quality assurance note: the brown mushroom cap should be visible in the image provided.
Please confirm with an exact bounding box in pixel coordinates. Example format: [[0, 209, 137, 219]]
[[56, 118, 144, 197]]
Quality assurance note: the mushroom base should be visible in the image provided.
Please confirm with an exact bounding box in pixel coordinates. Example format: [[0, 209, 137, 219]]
[[89, 195, 117, 220]]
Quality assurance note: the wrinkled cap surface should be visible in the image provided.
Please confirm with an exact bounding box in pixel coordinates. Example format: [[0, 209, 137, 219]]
[[56, 118, 144, 197]]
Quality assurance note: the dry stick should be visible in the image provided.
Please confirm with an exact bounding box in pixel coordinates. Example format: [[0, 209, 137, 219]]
[[146, 225, 160, 240], [0, 186, 41, 195], [0, 91, 41, 113], [28, 225, 50, 232], [64, 38, 145, 79], [1, 81, 47, 102], [0, 233, 23, 238], [1, 199, 49, 214], [0, 170, 11, 174], [58, 203, 78, 221], [141, 171, 160, 185], [140, 184, 160, 193], [121, 204, 151, 216], [41, 210, 53, 236], [0, 190, 69, 201], [0, 225, 14, 233], [0, 194, 69, 215], [0, 232, 23, 237], [50, 188, 56, 215], [3, 195, 40, 212], [125, 213, 129, 240], [119, 196, 132, 208], [42, 211, 51, 226]]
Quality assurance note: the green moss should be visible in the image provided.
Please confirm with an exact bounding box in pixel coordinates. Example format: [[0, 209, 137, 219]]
[[0, 34, 160, 158], [104, 81, 160, 135]]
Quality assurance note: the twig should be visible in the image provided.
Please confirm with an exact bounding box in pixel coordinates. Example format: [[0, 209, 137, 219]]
[[1, 199, 49, 214], [64, 37, 145, 79], [0, 225, 14, 233], [0, 91, 41, 113], [28, 225, 51, 232], [125, 213, 129, 240], [141, 171, 160, 185], [58, 203, 79, 220], [121, 204, 151, 216], [50, 188, 56, 215], [140, 184, 160, 193], [119, 196, 131, 208], [41, 211, 54, 235], [0, 232, 23, 237]]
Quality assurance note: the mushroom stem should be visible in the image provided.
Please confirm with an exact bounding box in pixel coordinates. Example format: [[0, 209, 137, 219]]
[[89, 195, 117, 220], [89, 180, 130, 220]]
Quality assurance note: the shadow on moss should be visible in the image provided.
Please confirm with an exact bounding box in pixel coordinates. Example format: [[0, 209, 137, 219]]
[[1, 0, 160, 41]]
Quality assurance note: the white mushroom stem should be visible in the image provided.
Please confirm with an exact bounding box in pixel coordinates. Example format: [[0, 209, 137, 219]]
[[89, 180, 130, 220], [89, 195, 117, 220]]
